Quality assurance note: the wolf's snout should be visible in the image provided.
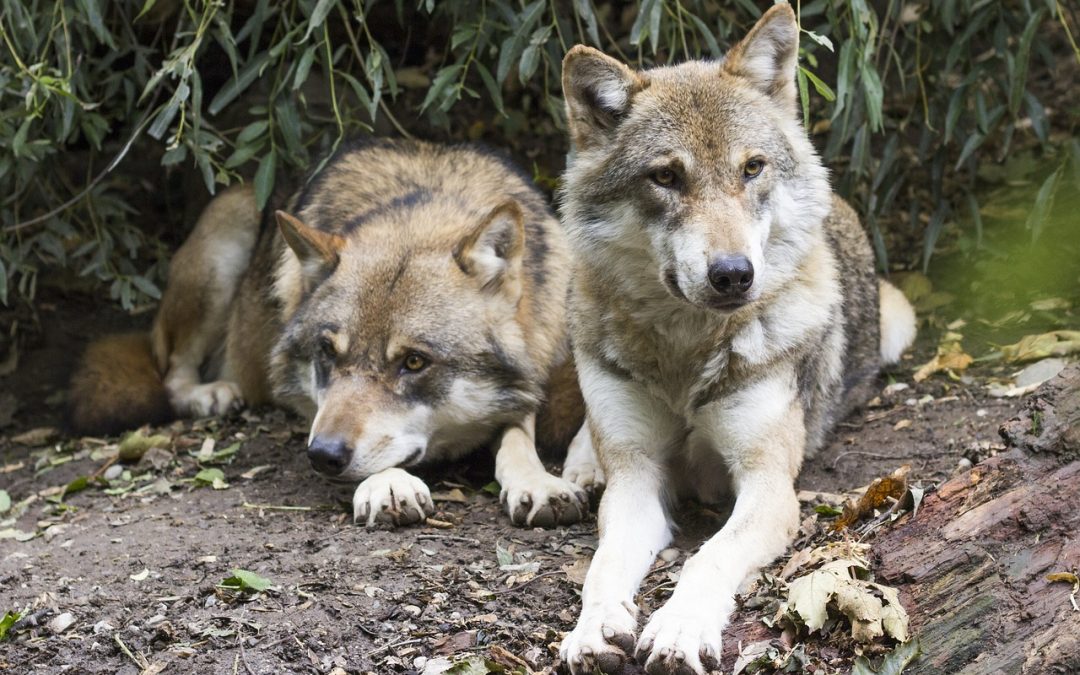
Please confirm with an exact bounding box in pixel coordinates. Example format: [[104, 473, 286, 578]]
[[307, 435, 351, 476], [707, 255, 754, 296]]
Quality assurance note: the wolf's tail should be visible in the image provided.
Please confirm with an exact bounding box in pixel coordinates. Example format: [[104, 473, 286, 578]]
[[536, 357, 586, 455], [878, 280, 917, 364], [67, 333, 173, 436]]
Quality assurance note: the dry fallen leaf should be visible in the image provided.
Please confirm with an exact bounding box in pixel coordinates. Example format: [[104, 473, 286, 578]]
[[1000, 330, 1080, 363], [834, 466, 911, 531], [914, 332, 973, 382], [784, 558, 909, 643]]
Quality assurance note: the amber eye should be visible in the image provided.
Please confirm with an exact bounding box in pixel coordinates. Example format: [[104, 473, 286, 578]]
[[651, 169, 678, 188], [743, 159, 765, 178], [402, 352, 429, 373]]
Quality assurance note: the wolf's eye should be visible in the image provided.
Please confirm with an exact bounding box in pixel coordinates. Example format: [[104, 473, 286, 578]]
[[402, 352, 429, 373], [743, 159, 765, 178], [319, 337, 336, 361], [651, 169, 679, 188]]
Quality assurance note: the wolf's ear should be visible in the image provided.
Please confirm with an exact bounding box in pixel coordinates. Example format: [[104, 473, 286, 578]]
[[454, 201, 525, 302], [276, 211, 345, 271], [562, 45, 645, 148], [721, 3, 800, 111]]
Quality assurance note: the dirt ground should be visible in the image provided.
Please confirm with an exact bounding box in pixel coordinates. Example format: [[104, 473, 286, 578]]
[[1, 281, 1046, 675]]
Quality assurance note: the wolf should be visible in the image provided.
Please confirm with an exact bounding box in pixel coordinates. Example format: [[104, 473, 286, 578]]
[[69, 139, 604, 528], [555, 4, 917, 674]]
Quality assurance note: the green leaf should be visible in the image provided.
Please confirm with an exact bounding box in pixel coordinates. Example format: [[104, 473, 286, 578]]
[[861, 66, 884, 132], [237, 120, 269, 144], [1009, 9, 1044, 119], [0, 490, 10, 514], [130, 275, 161, 300], [76, 0, 117, 49], [194, 467, 226, 486], [814, 503, 843, 517], [219, 569, 272, 593], [302, 0, 337, 43], [118, 431, 171, 461], [63, 476, 91, 498], [293, 45, 317, 91], [797, 67, 811, 128], [481, 481, 501, 497], [475, 62, 505, 117], [254, 149, 276, 211], [209, 53, 270, 116], [799, 66, 836, 101], [0, 611, 20, 641]]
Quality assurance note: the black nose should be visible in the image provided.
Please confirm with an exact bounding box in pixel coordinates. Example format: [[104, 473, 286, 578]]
[[707, 255, 754, 295], [307, 436, 350, 476]]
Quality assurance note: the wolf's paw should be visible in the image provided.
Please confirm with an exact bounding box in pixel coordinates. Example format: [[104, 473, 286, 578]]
[[562, 461, 606, 494], [635, 601, 724, 675], [352, 468, 433, 527], [559, 602, 638, 674], [186, 381, 243, 417], [501, 472, 588, 527]]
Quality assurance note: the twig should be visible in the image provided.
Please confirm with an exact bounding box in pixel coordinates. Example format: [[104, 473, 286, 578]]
[[416, 534, 480, 545], [491, 570, 566, 595], [114, 633, 149, 671], [238, 634, 257, 675], [363, 637, 422, 658]]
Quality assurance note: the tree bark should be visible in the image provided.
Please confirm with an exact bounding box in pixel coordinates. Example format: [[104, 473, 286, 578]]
[[871, 365, 1080, 674]]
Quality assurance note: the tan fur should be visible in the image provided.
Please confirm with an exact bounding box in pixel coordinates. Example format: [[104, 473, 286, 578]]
[[68, 333, 171, 435], [68, 139, 595, 529]]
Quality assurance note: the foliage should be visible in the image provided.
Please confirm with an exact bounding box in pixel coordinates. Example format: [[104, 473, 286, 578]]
[[0, 0, 1075, 308]]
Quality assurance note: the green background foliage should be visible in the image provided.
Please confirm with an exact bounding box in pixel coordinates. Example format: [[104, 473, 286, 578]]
[[1, 0, 1076, 308]]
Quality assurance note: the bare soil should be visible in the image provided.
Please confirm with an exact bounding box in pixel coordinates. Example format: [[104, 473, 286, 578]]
[[0, 288, 1034, 675]]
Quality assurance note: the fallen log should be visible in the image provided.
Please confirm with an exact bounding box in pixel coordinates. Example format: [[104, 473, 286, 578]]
[[871, 364, 1080, 674]]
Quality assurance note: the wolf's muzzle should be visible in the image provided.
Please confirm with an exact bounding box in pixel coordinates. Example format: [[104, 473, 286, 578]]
[[307, 435, 351, 476]]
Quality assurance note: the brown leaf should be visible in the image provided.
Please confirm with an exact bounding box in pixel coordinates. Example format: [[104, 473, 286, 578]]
[[561, 557, 591, 586], [432, 630, 477, 655], [913, 333, 972, 382], [833, 466, 910, 531]]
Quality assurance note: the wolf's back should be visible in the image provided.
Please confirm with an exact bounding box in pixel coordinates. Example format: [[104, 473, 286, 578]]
[[67, 333, 173, 436]]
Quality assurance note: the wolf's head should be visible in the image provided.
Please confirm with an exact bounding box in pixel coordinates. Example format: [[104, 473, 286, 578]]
[[560, 3, 830, 312], [271, 199, 541, 480]]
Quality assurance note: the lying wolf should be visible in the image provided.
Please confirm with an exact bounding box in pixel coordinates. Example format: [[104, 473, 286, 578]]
[[556, 4, 917, 673], [69, 139, 602, 528]]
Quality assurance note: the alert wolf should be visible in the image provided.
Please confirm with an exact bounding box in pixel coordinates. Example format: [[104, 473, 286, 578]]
[[556, 4, 917, 673], [69, 139, 602, 528]]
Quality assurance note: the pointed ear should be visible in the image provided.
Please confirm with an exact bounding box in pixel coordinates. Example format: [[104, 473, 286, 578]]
[[454, 201, 526, 302], [562, 45, 646, 149], [722, 3, 800, 111], [276, 210, 345, 270]]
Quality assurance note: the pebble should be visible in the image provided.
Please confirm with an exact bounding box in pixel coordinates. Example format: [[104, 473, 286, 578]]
[[48, 612, 76, 634], [957, 458, 973, 471], [103, 464, 124, 481], [658, 548, 680, 563]]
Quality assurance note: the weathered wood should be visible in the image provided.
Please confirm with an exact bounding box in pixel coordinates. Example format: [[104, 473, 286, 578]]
[[872, 365, 1080, 674]]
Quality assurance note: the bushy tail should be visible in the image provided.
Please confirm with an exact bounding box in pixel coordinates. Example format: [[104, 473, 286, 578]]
[[878, 280, 917, 365], [67, 333, 173, 436], [535, 357, 586, 456]]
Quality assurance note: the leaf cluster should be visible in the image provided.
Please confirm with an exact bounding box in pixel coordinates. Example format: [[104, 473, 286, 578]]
[[0, 0, 1073, 307]]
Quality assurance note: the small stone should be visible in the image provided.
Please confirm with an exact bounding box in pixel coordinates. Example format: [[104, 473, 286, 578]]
[[93, 620, 115, 635], [402, 604, 422, 617], [957, 458, 973, 471], [48, 612, 76, 634], [658, 548, 680, 563], [103, 465, 124, 481]]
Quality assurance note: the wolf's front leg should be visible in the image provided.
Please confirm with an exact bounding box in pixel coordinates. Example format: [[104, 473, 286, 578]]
[[636, 373, 803, 675], [495, 414, 589, 527], [352, 467, 433, 527], [560, 357, 682, 675]]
